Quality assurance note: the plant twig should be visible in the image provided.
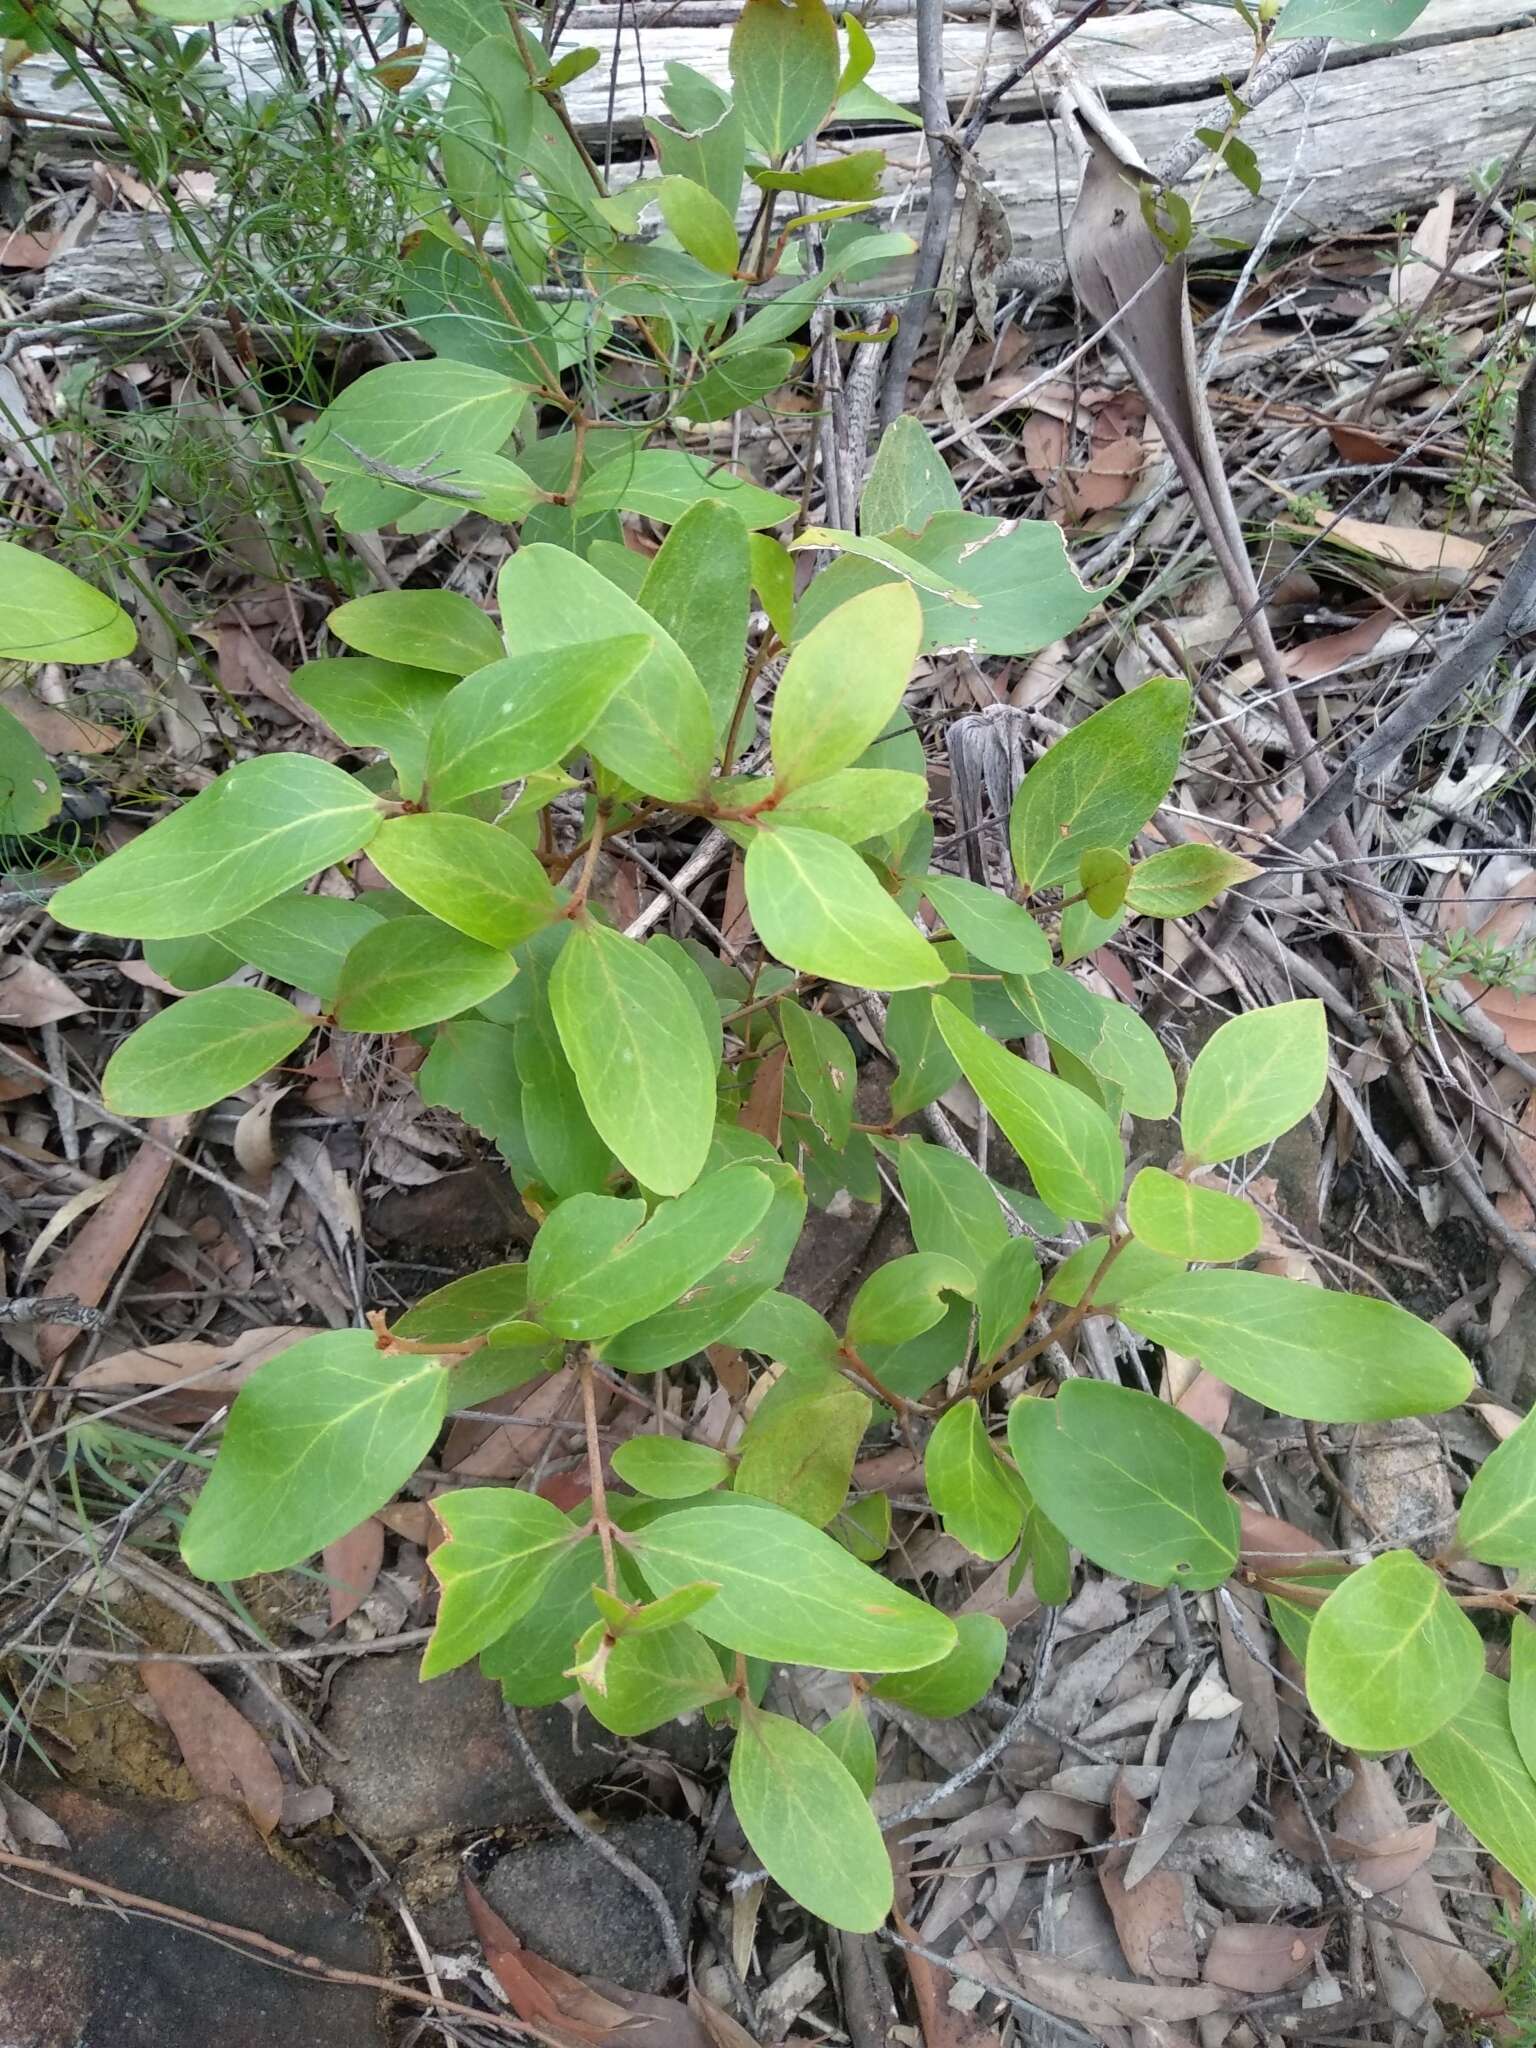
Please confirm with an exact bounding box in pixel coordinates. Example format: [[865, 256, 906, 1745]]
[[876, 0, 959, 430], [501, 1710, 687, 1980], [0, 1296, 105, 1328]]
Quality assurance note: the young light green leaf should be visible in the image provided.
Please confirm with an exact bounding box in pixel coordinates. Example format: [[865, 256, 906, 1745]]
[[290, 658, 455, 801], [1413, 1674, 1536, 1897], [213, 892, 384, 1003], [1125, 1166, 1261, 1264], [0, 539, 135, 663], [440, 35, 534, 234], [1273, 0, 1431, 42], [847, 1252, 974, 1351], [498, 546, 714, 802], [333, 915, 515, 1032], [858, 416, 962, 536], [770, 582, 922, 791], [612, 1436, 735, 1499], [975, 1237, 1043, 1366], [1079, 846, 1131, 919], [818, 1700, 878, 1796], [423, 1486, 578, 1677], [550, 919, 717, 1195], [1307, 1549, 1482, 1749], [1045, 1235, 1183, 1310], [530, 1165, 775, 1340], [729, 0, 840, 155], [368, 814, 560, 949], [604, 1161, 806, 1371], [925, 1401, 1024, 1562], [629, 1498, 956, 1670], [751, 149, 884, 200], [0, 703, 61, 834], [779, 1000, 855, 1147], [303, 362, 529, 533], [1456, 1407, 1536, 1568], [1126, 843, 1260, 918], [103, 989, 310, 1116], [1007, 967, 1176, 1120], [639, 499, 750, 738], [599, 173, 740, 274], [424, 636, 651, 809], [1181, 1000, 1328, 1165], [577, 449, 793, 532], [181, 1332, 449, 1578], [480, 1533, 603, 1706], [1511, 1619, 1536, 1783], [745, 825, 948, 990], [895, 1137, 1010, 1284], [330, 590, 504, 677], [392, 1264, 530, 1344], [727, 1290, 841, 1374], [1008, 1382, 1239, 1591], [734, 1371, 869, 1526], [592, 1581, 721, 1638], [771, 768, 928, 845], [51, 756, 382, 941], [731, 1708, 892, 1931], [933, 997, 1122, 1223], [1008, 678, 1189, 892], [576, 1620, 729, 1734], [921, 873, 1050, 976], [1119, 1269, 1473, 1422], [872, 1612, 1006, 1719]]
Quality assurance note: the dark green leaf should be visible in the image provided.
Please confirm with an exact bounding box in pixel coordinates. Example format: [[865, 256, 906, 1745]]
[[872, 1612, 1006, 1718], [333, 915, 516, 1031], [925, 1401, 1024, 1561], [1009, 679, 1189, 892]]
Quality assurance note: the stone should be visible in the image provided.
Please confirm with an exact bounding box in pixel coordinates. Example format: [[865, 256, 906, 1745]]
[[321, 1653, 606, 1841], [0, 1788, 386, 2048], [478, 1816, 698, 1993]]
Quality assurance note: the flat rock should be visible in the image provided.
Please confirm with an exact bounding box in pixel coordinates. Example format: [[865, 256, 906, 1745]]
[[322, 1654, 606, 1841], [480, 1816, 698, 1993], [0, 1788, 386, 2048]]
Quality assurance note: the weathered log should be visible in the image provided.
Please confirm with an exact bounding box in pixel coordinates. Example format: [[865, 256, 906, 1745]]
[[6, 0, 1531, 321]]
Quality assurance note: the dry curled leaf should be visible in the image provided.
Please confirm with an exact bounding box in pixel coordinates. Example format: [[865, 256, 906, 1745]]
[[322, 1516, 385, 1627], [138, 1660, 283, 1836], [41, 1119, 189, 1369], [1202, 1921, 1326, 1993], [0, 955, 85, 1027]]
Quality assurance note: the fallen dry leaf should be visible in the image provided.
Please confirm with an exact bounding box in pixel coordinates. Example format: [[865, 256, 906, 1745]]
[[139, 1660, 283, 1836], [895, 1906, 1005, 2046], [1334, 1757, 1504, 2018], [0, 955, 86, 1027], [0, 229, 57, 268], [40, 1118, 190, 1369], [1300, 512, 1487, 579], [0, 687, 122, 755], [72, 1324, 310, 1394], [687, 1987, 762, 2048], [1100, 1775, 1198, 1982], [1202, 1922, 1326, 1993], [322, 1517, 385, 1627]]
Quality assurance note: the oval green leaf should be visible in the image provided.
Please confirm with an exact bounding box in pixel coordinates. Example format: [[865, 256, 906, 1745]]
[[629, 1498, 956, 1671], [921, 872, 1050, 975], [872, 1611, 1006, 1719], [1119, 1269, 1473, 1422], [577, 1620, 730, 1734], [1307, 1549, 1482, 1750], [289, 657, 456, 801], [924, 1401, 1024, 1562], [103, 988, 310, 1116], [1009, 678, 1189, 892], [612, 1436, 735, 1499], [1456, 1407, 1536, 1568], [549, 920, 717, 1195], [0, 539, 135, 663], [1125, 1166, 1261, 1264], [933, 997, 1121, 1223], [369, 813, 560, 949], [334, 915, 516, 1031], [1180, 1000, 1327, 1166], [181, 1332, 449, 1579], [731, 1708, 892, 1931], [1008, 1381, 1239, 1590], [728, 0, 840, 155], [770, 582, 922, 792], [745, 824, 947, 991], [52, 755, 382, 941], [1413, 1674, 1536, 1896]]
